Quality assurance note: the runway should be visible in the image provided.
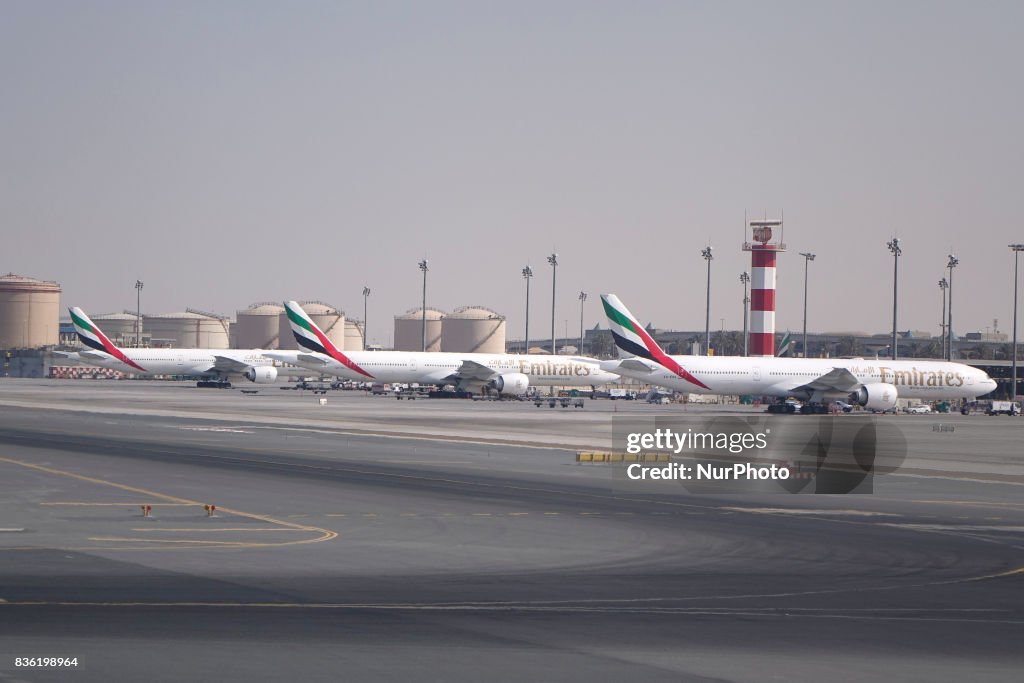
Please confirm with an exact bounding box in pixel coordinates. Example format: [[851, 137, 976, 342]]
[[0, 380, 1021, 681]]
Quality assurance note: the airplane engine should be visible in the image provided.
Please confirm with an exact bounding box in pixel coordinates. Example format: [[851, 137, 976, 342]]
[[244, 366, 278, 384], [491, 372, 529, 395], [854, 383, 898, 411]]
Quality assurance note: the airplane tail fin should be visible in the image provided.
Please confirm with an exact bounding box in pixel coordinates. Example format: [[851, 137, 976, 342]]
[[68, 307, 146, 371], [284, 301, 374, 378], [69, 307, 118, 355], [600, 294, 710, 390], [601, 294, 667, 360], [285, 301, 341, 356], [776, 331, 793, 357]]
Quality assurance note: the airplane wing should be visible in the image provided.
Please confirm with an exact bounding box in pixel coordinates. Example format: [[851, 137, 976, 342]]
[[452, 360, 499, 381], [211, 356, 252, 373], [793, 367, 862, 393], [617, 358, 661, 374]]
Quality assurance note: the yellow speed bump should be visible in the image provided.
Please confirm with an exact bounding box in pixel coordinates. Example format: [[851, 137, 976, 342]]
[[575, 452, 672, 463]]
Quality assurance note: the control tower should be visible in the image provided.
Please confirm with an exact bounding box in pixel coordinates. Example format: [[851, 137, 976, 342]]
[[742, 219, 786, 357]]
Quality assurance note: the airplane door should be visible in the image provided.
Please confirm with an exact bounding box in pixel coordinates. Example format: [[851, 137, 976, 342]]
[[752, 366, 761, 382]]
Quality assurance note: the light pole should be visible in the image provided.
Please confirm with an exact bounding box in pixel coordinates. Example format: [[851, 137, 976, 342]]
[[701, 246, 713, 355], [1010, 244, 1024, 399], [547, 253, 558, 355], [946, 254, 958, 361], [522, 266, 533, 354], [362, 286, 371, 348], [418, 260, 429, 352], [578, 291, 587, 354], [134, 280, 144, 347], [799, 252, 815, 358], [887, 238, 902, 360], [938, 278, 948, 359], [740, 271, 750, 357]]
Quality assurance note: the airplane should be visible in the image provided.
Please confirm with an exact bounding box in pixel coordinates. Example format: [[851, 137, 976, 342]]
[[65, 307, 304, 387], [598, 293, 997, 413], [263, 300, 619, 395]]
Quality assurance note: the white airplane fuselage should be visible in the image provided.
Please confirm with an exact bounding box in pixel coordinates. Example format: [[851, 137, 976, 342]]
[[602, 355, 996, 402], [75, 348, 300, 378], [272, 351, 618, 388]]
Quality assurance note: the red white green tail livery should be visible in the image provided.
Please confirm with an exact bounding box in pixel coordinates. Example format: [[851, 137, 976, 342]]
[[600, 294, 708, 389], [285, 301, 373, 378], [69, 307, 147, 371]]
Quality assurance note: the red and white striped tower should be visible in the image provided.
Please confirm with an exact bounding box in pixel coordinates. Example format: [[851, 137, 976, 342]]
[[743, 219, 786, 357]]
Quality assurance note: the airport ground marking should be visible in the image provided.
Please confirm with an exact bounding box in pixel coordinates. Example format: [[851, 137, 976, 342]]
[[6, 449, 1010, 554], [0, 601, 1020, 625], [89, 537, 254, 546], [4, 424, 1018, 558], [130, 528, 310, 532], [0, 455, 337, 550], [911, 499, 1024, 509], [41, 502, 196, 507]]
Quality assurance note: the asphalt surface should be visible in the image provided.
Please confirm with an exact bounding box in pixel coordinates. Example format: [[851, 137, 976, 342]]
[[0, 380, 1021, 682]]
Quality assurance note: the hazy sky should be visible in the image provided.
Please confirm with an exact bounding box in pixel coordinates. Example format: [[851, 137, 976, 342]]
[[3, 1, 1021, 345]]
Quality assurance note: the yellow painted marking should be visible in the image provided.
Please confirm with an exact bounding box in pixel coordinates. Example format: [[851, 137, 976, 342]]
[[89, 537, 253, 546], [0, 456, 336, 550], [912, 500, 1024, 509], [543, 512, 560, 516], [287, 514, 309, 518], [723, 507, 898, 517], [962, 566, 1024, 582], [399, 513, 419, 517], [326, 514, 347, 517], [361, 513, 377, 517], [507, 512, 529, 516], [130, 528, 310, 533], [385, 460, 473, 465], [471, 513, 492, 517], [579, 512, 601, 516], [41, 502, 195, 507]]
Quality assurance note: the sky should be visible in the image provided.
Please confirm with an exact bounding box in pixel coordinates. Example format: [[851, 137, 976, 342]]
[[3, 0, 1022, 346]]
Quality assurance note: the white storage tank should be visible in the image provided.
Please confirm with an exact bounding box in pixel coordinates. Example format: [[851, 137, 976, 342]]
[[279, 301, 345, 350], [344, 319, 364, 351], [235, 302, 285, 349], [90, 312, 142, 347], [441, 306, 506, 353], [394, 308, 444, 352], [0, 273, 61, 348], [143, 310, 229, 348]]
